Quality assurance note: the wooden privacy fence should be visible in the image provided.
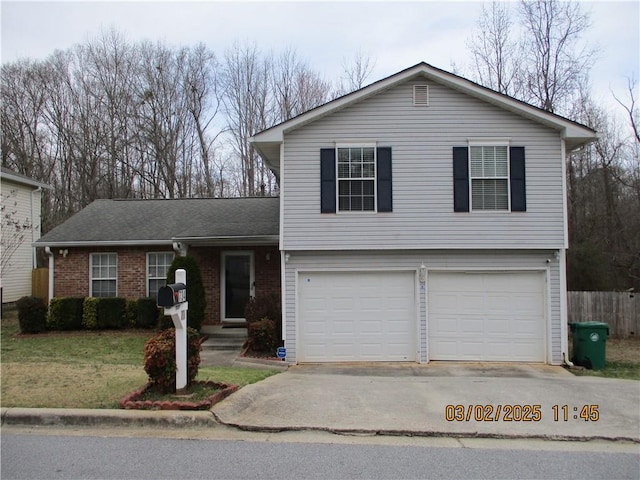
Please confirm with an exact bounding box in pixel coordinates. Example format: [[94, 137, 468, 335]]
[[567, 291, 638, 338], [32, 268, 49, 303]]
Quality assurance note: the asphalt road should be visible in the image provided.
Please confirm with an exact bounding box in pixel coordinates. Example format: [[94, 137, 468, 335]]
[[2, 431, 638, 480]]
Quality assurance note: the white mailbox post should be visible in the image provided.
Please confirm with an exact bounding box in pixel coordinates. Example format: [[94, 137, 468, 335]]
[[157, 269, 188, 391]]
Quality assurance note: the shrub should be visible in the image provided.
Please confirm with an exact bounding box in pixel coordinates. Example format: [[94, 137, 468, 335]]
[[136, 297, 160, 329], [244, 292, 281, 325], [245, 293, 281, 353], [125, 299, 138, 327], [16, 296, 47, 334], [247, 317, 279, 354], [166, 256, 205, 332], [47, 297, 84, 330], [82, 297, 99, 329], [143, 327, 201, 393], [83, 297, 127, 330]]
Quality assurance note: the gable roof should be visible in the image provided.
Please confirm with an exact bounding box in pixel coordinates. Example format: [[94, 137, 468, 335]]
[[36, 197, 279, 247], [1, 166, 53, 190], [251, 62, 597, 177]]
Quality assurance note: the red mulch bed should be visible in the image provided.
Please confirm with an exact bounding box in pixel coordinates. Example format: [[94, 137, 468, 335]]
[[119, 381, 238, 411]]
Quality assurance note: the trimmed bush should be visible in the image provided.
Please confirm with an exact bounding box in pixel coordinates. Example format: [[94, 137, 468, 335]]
[[47, 297, 84, 330], [82, 297, 99, 329], [136, 297, 160, 329], [83, 297, 127, 330], [16, 296, 47, 334], [244, 292, 281, 325], [247, 317, 278, 354], [125, 299, 138, 327], [143, 327, 201, 393], [166, 256, 205, 331]]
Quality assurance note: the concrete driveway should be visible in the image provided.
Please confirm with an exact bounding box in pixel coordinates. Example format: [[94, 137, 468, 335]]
[[212, 363, 640, 442]]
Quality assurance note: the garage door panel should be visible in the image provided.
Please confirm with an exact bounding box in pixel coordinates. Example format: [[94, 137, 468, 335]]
[[299, 271, 416, 362], [428, 272, 546, 362]]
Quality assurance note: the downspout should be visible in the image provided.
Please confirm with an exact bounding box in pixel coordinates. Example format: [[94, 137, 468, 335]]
[[559, 138, 574, 367], [44, 247, 54, 304], [172, 242, 188, 257], [559, 249, 574, 367], [30, 187, 42, 268]]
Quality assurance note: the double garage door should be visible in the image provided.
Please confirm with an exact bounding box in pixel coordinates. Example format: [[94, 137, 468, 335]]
[[298, 270, 546, 363]]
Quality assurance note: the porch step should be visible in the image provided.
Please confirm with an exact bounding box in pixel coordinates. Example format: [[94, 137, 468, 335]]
[[201, 325, 247, 351]]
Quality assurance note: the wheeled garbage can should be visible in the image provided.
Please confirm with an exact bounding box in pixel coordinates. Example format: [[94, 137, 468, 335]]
[[568, 322, 609, 370]]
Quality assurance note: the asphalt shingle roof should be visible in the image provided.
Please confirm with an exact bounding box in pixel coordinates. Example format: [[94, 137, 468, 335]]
[[37, 197, 279, 245]]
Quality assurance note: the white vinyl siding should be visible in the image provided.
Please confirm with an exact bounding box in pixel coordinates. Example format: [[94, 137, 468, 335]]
[[470, 145, 509, 211], [90, 253, 117, 297], [281, 79, 565, 251], [147, 252, 175, 297], [284, 250, 561, 365], [0, 180, 42, 302]]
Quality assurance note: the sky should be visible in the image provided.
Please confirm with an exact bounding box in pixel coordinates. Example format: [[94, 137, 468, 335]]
[[1, 0, 639, 113]]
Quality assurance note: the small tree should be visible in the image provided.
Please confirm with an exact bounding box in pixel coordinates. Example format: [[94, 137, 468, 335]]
[[1, 189, 36, 277], [166, 256, 206, 331]]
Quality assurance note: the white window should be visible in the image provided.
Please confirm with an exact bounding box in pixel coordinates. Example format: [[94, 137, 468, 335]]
[[470, 145, 509, 211], [337, 145, 376, 212], [147, 252, 175, 297], [90, 253, 117, 297]]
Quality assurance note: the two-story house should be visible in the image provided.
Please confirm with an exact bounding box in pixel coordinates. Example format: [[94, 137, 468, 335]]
[[251, 62, 596, 365]]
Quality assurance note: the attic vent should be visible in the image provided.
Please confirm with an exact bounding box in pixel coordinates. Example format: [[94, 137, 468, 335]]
[[413, 85, 429, 106]]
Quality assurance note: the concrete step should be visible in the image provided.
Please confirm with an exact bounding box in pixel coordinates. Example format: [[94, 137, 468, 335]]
[[201, 337, 245, 351], [200, 325, 247, 351]]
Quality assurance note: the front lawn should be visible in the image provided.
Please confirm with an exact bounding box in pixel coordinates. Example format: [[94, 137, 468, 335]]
[[1, 309, 280, 409]]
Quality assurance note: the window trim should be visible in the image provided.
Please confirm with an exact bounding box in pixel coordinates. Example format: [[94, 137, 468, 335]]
[[89, 252, 117, 297], [146, 251, 175, 297], [468, 141, 511, 212], [335, 143, 378, 214]]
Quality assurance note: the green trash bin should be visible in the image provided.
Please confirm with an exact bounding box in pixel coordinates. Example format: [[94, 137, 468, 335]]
[[568, 322, 609, 370]]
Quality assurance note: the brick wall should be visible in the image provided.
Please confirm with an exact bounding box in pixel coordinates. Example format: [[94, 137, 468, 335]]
[[53, 244, 281, 326]]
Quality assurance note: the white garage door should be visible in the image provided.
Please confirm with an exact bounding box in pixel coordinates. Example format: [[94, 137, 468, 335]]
[[298, 271, 416, 362], [428, 271, 546, 362]]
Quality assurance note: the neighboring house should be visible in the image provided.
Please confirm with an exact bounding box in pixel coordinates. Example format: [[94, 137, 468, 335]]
[[1, 167, 52, 303], [36, 198, 280, 326], [251, 62, 596, 365]]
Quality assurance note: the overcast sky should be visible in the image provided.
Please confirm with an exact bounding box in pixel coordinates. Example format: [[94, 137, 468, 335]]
[[1, 1, 638, 112]]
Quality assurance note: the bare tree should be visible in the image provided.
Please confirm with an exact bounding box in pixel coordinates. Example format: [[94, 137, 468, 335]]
[[519, 0, 595, 113], [466, 2, 521, 96], [335, 50, 376, 96]]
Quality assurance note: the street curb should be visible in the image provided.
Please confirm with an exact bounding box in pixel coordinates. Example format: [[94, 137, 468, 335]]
[[210, 415, 640, 444], [1, 407, 216, 428]]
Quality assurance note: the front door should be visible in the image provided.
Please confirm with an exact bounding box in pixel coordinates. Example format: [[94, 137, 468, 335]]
[[222, 252, 254, 322]]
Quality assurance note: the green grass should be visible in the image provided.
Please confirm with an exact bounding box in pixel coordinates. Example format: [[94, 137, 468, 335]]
[[570, 361, 640, 380], [1, 310, 281, 409]]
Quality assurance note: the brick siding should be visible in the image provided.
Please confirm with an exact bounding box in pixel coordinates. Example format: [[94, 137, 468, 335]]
[[53, 244, 281, 325]]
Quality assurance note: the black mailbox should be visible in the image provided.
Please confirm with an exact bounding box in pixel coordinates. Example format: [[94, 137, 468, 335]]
[[157, 283, 187, 307]]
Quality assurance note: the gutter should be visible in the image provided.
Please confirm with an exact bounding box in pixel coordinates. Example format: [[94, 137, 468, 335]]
[[44, 247, 54, 304], [35, 240, 174, 248]]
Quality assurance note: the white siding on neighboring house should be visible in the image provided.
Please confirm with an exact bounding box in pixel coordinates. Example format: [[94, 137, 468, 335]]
[[284, 250, 561, 365], [281, 79, 565, 251], [1, 178, 43, 302]]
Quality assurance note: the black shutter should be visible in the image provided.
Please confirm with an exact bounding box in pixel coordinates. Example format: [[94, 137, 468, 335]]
[[320, 148, 336, 213], [377, 147, 392, 212], [453, 147, 469, 212], [510, 147, 526, 212]]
